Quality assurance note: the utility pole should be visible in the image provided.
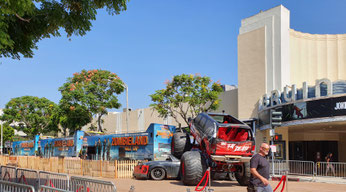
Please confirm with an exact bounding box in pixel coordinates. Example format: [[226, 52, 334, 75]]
[[124, 83, 129, 133], [0, 122, 3, 155], [270, 109, 282, 175], [109, 77, 129, 133]]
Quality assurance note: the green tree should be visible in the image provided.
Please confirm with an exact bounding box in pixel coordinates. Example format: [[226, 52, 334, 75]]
[[150, 74, 223, 126], [0, 0, 128, 59], [1, 96, 58, 137], [54, 102, 92, 136], [59, 69, 125, 132], [0, 123, 15, 142]]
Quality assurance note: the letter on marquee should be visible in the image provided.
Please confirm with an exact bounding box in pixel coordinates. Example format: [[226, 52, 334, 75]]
[[315, 78, 332, 97], [303, 82, 308, 100], [271, 90, 281, 107], [283, 84, 296, 102]]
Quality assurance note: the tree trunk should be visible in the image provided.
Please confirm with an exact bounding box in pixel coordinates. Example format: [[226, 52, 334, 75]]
[[62, 127, 67, 136], [97, 114, 103, 132]]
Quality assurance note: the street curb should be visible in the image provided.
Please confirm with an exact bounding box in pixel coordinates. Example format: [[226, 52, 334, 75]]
[[271, 176, 300, 182]]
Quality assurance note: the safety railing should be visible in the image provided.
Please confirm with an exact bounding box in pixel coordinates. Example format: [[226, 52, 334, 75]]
[[0, 165, 17, 183], [16, 168, 39, 190], [0, 166, 118, 191], [283, 160, 315, 176], [271, 160, 346, 179], [270, 160, 314, 176], [39, 185, 70, 192], [269, 160, 282, 175], [0, 180, 35, 192], [69, 176, 116, 192], [39, 171, 69, 190], [315, 161, 346, 177]]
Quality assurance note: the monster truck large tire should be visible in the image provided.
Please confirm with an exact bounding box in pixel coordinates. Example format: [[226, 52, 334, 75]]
[[235, 162, 251, 186], [171, 132, 192, 159], [180, 151, 207, 186]]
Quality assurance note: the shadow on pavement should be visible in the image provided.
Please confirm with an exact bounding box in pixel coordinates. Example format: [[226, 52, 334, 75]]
[[169, 180, 241, 188]]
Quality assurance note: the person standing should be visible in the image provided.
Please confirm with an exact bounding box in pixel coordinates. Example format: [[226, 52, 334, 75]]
[[325, 153, 336, 176], [248, 143, 272, 192]]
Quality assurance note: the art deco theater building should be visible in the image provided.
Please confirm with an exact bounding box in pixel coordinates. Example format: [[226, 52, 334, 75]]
[[233, 5, 346, 162]]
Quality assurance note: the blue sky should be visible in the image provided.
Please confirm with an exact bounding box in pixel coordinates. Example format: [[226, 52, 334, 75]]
[[1, 0, 346, 111]]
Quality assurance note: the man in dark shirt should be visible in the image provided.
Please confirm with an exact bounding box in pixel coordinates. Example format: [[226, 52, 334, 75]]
[[248, 143, 272, 192]]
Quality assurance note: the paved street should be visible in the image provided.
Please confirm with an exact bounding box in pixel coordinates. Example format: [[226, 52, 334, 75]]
[[90, 177, 346, 192]]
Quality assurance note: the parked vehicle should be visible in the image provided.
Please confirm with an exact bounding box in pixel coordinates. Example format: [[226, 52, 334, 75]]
[[133, 154, 180, 180], [171, 112, 255, 186]]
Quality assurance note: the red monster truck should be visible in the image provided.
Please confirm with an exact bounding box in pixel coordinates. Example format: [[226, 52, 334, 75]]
[[171, 113, 255, 186]]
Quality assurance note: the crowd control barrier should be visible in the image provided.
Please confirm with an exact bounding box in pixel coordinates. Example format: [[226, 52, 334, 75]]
[[270, 160, 346, 180], [0, 180, 35, 192], [16, 168, 39, 190], [39, 185, 70, 192], [269, 160, 282, 175], [70, 176, 116, 192], [270, 160, 314, 177], [282, 160, 314, 176], [39, 171, 69, 190], [315, 161, 346, 177], [0, 166, 17, 183]]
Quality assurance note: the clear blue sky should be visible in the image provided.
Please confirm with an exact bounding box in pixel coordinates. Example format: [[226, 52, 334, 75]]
[[1, 0, 346, 111]]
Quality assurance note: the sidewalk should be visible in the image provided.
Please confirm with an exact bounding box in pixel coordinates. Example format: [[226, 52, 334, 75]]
[[271, 175, 346, 184]]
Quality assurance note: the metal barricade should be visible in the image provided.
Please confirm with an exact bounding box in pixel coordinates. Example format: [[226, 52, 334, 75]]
[[39, 171, 69, 190], [70, 176, 116, 192], [315, 161, 346, 178], [0, 166, 17, 183], [282, 160, 314, 176], [39, 185, 71, 192], [269, 160, 282, 175], [16, 168, 39, 190], [0, 180, 35, 192]]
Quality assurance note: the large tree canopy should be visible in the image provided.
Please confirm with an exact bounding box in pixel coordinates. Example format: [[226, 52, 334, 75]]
[[150, 74, 223, 126], [0, 96, 58, 137], [0, 123, 15, 142], [59, 69, 125, 132], [54, 102, 91, 136], [0, 0, 128, 59]]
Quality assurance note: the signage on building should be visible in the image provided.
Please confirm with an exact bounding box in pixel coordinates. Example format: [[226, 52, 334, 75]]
[[335, 101, 346, 110], [21, 142, 34, 148], [259, 78, 336, 110], [111, 136, 148, 146], [54, 139, 74, 147], [259, 95, 346, 126]]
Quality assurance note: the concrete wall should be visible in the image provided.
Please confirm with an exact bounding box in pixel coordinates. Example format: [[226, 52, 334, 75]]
[[290, 30, 346, 86], [339, 133, 346, 161], [213, 89, 238, 118], [255, 127, 288, 160], [83, 108, 183, 134], [239, 5, 291, 95], [238, 27, 266, 119], [82, 88, 235, 134], [275, 126, 289, 161], [238, 5, 290, 120]]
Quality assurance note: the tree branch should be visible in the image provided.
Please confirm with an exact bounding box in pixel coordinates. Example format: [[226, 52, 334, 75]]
[[15, 13, 31, 22]]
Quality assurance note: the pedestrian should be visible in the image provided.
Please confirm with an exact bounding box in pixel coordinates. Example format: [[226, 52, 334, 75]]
[[248, 143, 272, 192], [315, 152, 321, 162], [325, 153, 336, 176], [315, 152, 321, 174]]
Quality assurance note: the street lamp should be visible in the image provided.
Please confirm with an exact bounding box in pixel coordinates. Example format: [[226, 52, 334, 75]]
[[108, 78, 129, 134], [123, 83, 129, 134]]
